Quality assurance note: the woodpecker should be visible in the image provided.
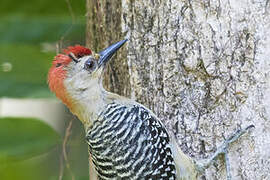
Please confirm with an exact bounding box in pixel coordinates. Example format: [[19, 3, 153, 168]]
[[48, 40, 254, 180]]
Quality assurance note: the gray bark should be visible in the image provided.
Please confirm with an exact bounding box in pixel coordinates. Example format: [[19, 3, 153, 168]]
[[87, 0, 270, 179]]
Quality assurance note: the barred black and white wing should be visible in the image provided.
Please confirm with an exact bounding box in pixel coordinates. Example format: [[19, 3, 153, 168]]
[[86, 103, 177, 180]]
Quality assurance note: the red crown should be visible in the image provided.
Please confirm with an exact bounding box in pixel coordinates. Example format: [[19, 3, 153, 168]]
[[63, 45, 92, 58]]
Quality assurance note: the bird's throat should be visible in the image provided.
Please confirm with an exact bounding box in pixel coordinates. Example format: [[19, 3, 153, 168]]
[[64, 84, 108, 128]]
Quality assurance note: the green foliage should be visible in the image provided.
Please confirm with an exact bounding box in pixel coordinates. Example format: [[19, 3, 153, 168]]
[[0, 44, 54, 97], [0, 117, 90, 180], [0, 0, 90, 179], [0, 117, 60, 162], [0, 16, 85, 44], [0, 155, 55, 180], [0, 0, 86, 98], [0, 0, 85, 17]]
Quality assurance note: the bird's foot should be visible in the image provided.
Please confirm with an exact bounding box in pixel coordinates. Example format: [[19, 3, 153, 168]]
[[195, 125, 255, 180]]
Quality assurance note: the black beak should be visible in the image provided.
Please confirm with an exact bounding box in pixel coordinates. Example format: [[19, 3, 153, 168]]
[[98, 39, 128, 67]]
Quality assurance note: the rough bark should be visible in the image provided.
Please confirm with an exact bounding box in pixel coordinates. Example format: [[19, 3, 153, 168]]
[[86, 0, 270, 179], [86, 0, 130, 96]]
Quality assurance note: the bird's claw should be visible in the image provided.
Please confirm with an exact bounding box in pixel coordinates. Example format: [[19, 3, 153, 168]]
[[196, 124, 255, 180]]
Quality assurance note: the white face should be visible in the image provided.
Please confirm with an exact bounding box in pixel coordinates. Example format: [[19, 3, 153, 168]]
[[63, 55, 102, 97]]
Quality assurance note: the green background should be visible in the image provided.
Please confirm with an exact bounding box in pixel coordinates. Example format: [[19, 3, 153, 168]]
[[0, 0, 89, 179], [0, 0, 86, 98]]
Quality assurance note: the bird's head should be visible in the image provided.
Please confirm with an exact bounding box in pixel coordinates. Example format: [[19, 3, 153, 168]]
[[48, 39, 127, 109]]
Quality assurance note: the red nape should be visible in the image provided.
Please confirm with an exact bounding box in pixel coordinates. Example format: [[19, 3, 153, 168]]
[[63, 45, 92, 58]]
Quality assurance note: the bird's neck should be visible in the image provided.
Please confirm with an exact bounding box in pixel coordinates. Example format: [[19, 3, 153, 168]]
[[66, 81, 110, 128], [64, 76, 133, 129]]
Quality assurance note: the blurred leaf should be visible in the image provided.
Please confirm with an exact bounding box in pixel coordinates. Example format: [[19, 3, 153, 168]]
[[0, 0, 85, 17], [0, 0, 86, 99], [0, 153, 58, 180], [0, 16, 85, 98], [0, 16, 85, 44], [0, 44, 55, 98], [0, 117, 60, 162], [0, 0, 89, 179]]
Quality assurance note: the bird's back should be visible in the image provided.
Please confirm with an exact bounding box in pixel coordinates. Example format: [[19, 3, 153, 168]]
[[86, 102, 177, 179]]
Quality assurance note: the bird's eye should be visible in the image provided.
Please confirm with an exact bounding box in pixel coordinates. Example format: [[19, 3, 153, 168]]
[[84, 59, 96, 71]]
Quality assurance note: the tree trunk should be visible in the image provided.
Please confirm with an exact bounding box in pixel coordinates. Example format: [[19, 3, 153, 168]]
[[86, 0, 270, 179]]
